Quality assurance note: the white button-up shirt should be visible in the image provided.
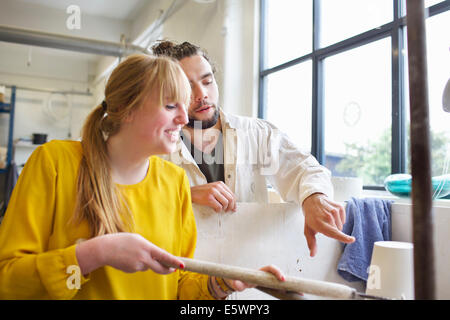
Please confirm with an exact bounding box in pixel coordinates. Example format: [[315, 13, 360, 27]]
[[161, 109, 333, 205]]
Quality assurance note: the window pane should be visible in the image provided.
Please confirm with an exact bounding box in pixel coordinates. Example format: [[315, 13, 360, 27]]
[[425, 0, 445, 7], [323, 38, 392, 185], [404, 11, 450, 177], [266, 0, 312, 68], [266, 61, 312, 152], [319, 0, 393, 48]]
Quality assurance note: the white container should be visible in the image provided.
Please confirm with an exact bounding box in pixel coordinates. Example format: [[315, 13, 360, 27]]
[[0, 85, 5, 103], [366, 241, 414, 300], [0, 146, 6, 169], [331, 176, 363, 202]]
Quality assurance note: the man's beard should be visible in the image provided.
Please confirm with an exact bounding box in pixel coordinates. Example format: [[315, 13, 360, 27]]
[[186, 105, 220, 129]]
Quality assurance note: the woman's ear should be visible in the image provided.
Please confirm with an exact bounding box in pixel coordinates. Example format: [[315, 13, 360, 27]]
[[122, 109, 135, 124]]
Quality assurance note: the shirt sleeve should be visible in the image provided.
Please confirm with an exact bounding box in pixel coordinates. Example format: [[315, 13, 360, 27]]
[[262, 123, 334, 205], [176, 172, 215, 300], [0, 145, 89, 299]]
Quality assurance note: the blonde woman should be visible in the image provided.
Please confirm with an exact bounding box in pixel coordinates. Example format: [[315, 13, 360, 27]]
[[0, 55, 285, 300]]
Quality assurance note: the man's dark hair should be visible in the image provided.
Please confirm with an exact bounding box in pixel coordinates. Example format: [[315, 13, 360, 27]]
[[151, 40, 216, 74]]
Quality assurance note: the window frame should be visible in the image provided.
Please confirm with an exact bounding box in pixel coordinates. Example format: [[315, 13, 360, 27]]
[[259, 0, 450, 189]]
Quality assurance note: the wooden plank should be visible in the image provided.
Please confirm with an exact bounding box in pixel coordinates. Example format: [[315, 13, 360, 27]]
[[192, 203, 363, 299]]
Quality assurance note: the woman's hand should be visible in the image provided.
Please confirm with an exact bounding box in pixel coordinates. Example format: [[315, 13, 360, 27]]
[[227, 264, 286, 291], [76, 233, 184, 275], [209, 264, 289, 300]]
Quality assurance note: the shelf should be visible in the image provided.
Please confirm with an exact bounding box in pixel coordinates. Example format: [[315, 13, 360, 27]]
[[1, 86, 16, 172], [15, 141, 40, 149], [0, 103, 11, 112]]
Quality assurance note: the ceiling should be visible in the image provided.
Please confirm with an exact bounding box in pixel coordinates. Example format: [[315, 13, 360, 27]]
[[15, 0, 150, 20], [0, 0, 155, 64], [0, 0, 212, 77]]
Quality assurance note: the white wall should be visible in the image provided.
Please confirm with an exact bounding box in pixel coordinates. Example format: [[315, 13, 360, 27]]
[[391, 202, 450, 299], [222, 0, 260, 117], [162, 0, 227, 106], [0, 43, 94, 168], [0, 0, 131, 43], [92, 0, 259, 117]]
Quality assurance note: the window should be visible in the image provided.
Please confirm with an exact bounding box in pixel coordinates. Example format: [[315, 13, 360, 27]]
[[404, 10, 450, 177], [266, 0, 312, 68], [323, 38, 392, 185], [425, 0, 445, 7], [260, 0, 450, 188], [425, 10, 450, 177], [266, 61, 312, 151], [319, 0, 393, 48]]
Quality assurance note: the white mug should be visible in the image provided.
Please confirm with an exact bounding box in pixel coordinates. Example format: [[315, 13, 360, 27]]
[[366, 241, 414, 300], [331, 176, 363, 202]]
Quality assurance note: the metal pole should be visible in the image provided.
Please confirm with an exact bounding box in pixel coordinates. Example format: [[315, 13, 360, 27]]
[[0, 25, 148, 57], [2, 84, 92, 97], [405, 0, 435, 300], [5, 86, 16, 169]]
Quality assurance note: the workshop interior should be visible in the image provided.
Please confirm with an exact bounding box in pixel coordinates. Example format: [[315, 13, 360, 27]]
[[0, 0, 449, 301]]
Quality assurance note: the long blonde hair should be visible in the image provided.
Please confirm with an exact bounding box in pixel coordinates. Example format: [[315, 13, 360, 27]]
[[73, 54, 190, 237]]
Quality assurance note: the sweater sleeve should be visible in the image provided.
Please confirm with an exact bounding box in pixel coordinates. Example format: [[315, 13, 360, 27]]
[[0, 145, 89, 299], [176, 172, 215, 300]]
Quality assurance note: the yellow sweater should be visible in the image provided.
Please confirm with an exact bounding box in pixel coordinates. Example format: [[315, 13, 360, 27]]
[[0, 140, 213, 300]]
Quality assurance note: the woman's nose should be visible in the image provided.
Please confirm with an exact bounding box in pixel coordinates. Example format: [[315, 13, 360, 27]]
[[176, 105, 189, 125]]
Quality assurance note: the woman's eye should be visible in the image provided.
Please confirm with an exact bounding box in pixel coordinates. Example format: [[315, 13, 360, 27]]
[[166, 104, 177, 110]]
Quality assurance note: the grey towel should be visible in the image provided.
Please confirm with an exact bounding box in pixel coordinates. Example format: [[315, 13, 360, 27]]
[[337, 197, 393, 282]]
